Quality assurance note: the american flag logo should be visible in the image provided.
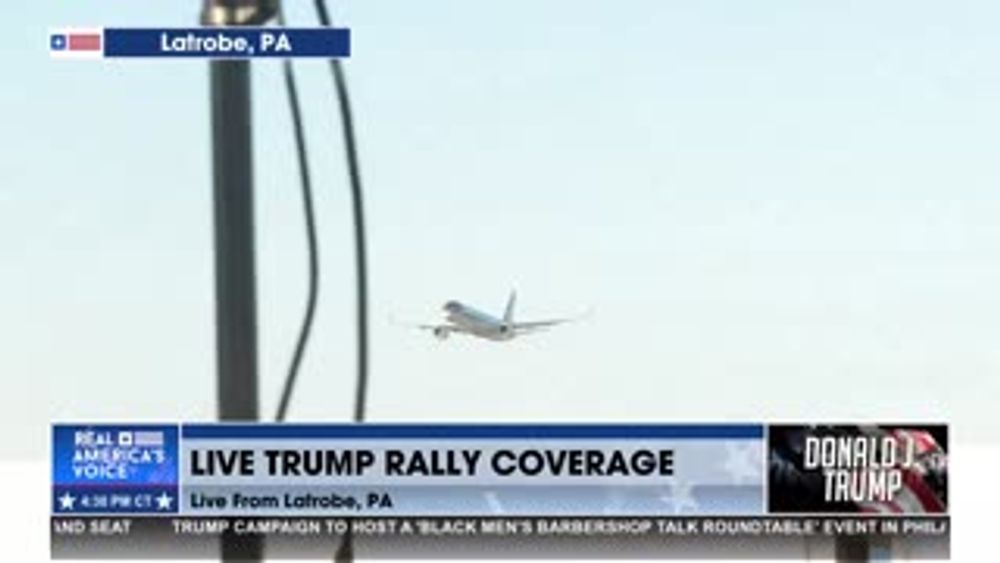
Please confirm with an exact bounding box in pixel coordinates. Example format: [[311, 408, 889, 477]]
[[133, 431, 165, 447], [50, 29, 103, 59], [857, 427, 947, 514]]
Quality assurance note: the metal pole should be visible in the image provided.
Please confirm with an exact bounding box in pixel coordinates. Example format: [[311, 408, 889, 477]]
[[210, 59, 260, 425], [203, 4, 276, 560], [835, 537, 869, 562], [209, 58, 264, 563]]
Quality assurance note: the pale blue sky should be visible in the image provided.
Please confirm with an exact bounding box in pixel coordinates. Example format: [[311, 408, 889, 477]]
[[3, 1, 1000, 458]]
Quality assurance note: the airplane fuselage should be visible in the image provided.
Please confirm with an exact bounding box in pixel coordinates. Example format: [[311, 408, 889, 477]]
[[445, 303, 514, 341]]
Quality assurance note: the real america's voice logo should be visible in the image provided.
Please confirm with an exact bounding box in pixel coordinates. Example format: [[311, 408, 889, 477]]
[[52, 424, 180, 514], [71, 429, 168, 481]]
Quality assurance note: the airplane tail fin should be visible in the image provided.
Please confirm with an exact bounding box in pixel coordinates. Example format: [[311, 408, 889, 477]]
[[503, 290, 517, 323]]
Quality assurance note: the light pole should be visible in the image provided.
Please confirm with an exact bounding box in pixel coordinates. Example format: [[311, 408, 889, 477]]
[[202, 1, 276, 561], [836, 537, 870, 562]]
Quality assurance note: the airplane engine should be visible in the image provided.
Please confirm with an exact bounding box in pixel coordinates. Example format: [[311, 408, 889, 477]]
[[433, 327, 450, 340]]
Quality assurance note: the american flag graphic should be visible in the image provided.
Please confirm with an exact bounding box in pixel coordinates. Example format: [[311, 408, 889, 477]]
[[857, 427, 947, 514], [49, 29, 103, 58], [133, 431, 165, 447]]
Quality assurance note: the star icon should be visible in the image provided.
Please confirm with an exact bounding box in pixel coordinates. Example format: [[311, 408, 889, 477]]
[[721, 442, 762, 484], [155, 492, 173, 510], [601, 490, 625, 515], [50, 34, 67, 51], [659, 481, 698, 514], [57, 492, 76, 511], [483, 491, 504, 515]]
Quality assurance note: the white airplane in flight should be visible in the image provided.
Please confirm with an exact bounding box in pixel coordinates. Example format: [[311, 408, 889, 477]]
[[411, 291, 585, 341]]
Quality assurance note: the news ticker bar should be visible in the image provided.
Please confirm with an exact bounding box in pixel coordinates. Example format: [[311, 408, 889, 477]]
[[49, 27, 350, 59], [52, 423, 948, 518], [50, 516, 950, 560]]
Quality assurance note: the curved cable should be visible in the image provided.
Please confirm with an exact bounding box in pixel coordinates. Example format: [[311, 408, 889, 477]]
[[274, 7, 321, 423], [313, 0, 371, 425], [273, 3, 367, 557], [309, 7, 370, 562]]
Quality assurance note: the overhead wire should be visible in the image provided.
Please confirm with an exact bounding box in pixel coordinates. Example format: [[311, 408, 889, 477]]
[[273, 1, 370, 427], [273, 4, 370, 558], [310, 7, 370, 562], [273, 6, 321, 423], [310, 0, 370, 425]]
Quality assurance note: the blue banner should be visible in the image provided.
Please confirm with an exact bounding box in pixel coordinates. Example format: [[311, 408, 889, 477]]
[[101, 27, 350, 59], [52, 423, 766, 516], [52, 424, 180, 514], [181, 423, 763, 439]]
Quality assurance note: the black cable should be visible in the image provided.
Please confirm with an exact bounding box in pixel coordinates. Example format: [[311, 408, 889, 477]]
[[273, 3, 367, 557], [312, 0, 371, 425], [309, 3, 369, 561], [274, 7, 321, 423], [306, 8, 368, 563]]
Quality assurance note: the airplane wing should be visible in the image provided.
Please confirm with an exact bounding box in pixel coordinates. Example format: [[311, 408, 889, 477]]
[[512, 309, 592, 334], [511, 320, 570, 333], [414, 323, 465, 333], [390, 316, 468, 339], [417, 323, 471, 340]]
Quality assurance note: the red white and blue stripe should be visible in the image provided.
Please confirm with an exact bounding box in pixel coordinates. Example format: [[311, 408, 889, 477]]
[[50, 28, 103, 58]]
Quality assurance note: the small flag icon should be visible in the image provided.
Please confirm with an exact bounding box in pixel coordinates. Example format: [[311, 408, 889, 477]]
[[133, 431, 164, 447], [50, 29, 103, 59]]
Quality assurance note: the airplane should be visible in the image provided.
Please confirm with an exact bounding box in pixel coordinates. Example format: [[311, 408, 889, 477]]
[[410, 291, 585, 341]]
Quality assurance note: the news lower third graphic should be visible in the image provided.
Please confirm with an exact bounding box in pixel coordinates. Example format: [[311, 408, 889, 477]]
[[51, 424, 179, 515], [49, 27, 351, 59], [50, 423, 950, 559]]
